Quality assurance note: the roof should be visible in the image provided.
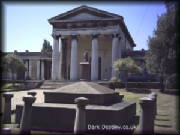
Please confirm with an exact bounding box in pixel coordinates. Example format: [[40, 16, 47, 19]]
[[48, 5, 135, 47], [48, 5, 123, 23], [53, 81, 115, 94]]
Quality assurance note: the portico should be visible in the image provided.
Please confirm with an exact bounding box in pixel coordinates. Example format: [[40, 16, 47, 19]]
[[49, 5, 135, 81]]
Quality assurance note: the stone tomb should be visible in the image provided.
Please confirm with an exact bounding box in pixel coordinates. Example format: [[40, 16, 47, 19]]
[[16, 82, 136, 133]]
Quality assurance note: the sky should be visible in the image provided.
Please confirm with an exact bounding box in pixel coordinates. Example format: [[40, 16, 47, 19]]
[[3, 1, 166, 52]]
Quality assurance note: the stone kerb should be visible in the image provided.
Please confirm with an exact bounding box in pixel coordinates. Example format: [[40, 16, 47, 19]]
[[74, 97, 89, 134], [20, 95, 36, 135], [2, 93, 14, 124], [139, 97, 154, 134]]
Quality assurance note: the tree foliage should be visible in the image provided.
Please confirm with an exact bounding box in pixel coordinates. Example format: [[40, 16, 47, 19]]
[[2, 54, 27, 80], [41, 39, 52, 53], [113, 57, 142, 89], [145, 2, 178, 91], [114, 57, 142, 74]]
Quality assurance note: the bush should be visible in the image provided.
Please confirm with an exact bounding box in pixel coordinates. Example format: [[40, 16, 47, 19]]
[[109, 77, 121, 82]]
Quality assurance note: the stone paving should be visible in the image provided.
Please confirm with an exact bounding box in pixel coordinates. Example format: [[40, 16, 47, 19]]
[[1, 89, 51, 112]]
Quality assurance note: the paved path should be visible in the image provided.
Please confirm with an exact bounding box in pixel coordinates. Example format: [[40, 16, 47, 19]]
[[1, 89, 51, 112]]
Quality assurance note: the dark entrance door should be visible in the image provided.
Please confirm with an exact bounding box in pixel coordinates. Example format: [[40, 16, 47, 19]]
[[44, 61, 51, 80]]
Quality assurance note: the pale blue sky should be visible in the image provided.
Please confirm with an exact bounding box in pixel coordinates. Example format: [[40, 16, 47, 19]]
[[3, 2, 166, 52]]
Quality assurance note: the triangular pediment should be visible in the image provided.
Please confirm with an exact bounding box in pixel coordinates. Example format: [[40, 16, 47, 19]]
[[49, 5, 122, 23]]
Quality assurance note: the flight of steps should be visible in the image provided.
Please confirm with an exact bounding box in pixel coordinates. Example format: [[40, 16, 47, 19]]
[[40, 80, 73, 89]]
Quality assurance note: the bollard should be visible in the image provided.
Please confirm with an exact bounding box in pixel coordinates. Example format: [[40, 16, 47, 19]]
[[27, 91, 37, 97], [74, 97, 89, 134], [139, 97, 154, 134], [2, 93, 13, 124], [20, 95, 36, 135], [147, 94, 156, 119], [150, 92, 157, 115]]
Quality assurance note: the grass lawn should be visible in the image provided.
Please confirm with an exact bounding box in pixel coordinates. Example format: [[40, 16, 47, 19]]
[[1, 88, 179, 135], [116, 89, 179, 135]]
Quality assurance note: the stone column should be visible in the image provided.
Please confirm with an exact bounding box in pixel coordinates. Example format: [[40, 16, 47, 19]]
[[91, 34, 99, 81], [74, 97, 89, 134], [70, 35, 78, 81], [111, 33, 120, 78], [3, 93, 13, 124], [36, 60, 40, 80], [29, 60, 32, 78], [25, 60, 28, 79], [59, 38, 63, 80], [118, 36, 122, 59], [139, 97, 154, 134], [41, 60, 45, 80], [52, 34, 60, 80], [20, 95, 36, 135]]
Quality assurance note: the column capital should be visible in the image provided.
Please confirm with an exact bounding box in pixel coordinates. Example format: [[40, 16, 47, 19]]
[[52, 33, 60, 39], [70, 34, 79, 40], [112, 33, 120, 38], [91, 34, 99, 39]]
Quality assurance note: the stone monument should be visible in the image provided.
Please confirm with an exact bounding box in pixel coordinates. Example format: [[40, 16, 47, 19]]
[[80, 51, 90, 81], [16, 82, 136, 134]]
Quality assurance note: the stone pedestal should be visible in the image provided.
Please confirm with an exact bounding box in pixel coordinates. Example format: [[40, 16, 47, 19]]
[[20, 95, 36, 135], [80, 62, 90, 81], [3, 93, 13, 124], [139, 97, 154, 134], [74, 97, 89, 134]]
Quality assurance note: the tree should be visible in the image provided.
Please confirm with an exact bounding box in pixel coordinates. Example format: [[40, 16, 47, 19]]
[[145, 2, 178, 92], [41, 39, 52, 53], [113, 57, 142, 90], [2, 54, 27, 84]]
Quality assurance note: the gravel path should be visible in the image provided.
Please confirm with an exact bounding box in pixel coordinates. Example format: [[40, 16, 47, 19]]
[[1, 89, 51, 112]]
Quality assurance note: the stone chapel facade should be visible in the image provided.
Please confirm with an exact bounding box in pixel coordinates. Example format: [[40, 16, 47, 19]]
[[49, 5, 135, 81], [2, 6, 147, 81]]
